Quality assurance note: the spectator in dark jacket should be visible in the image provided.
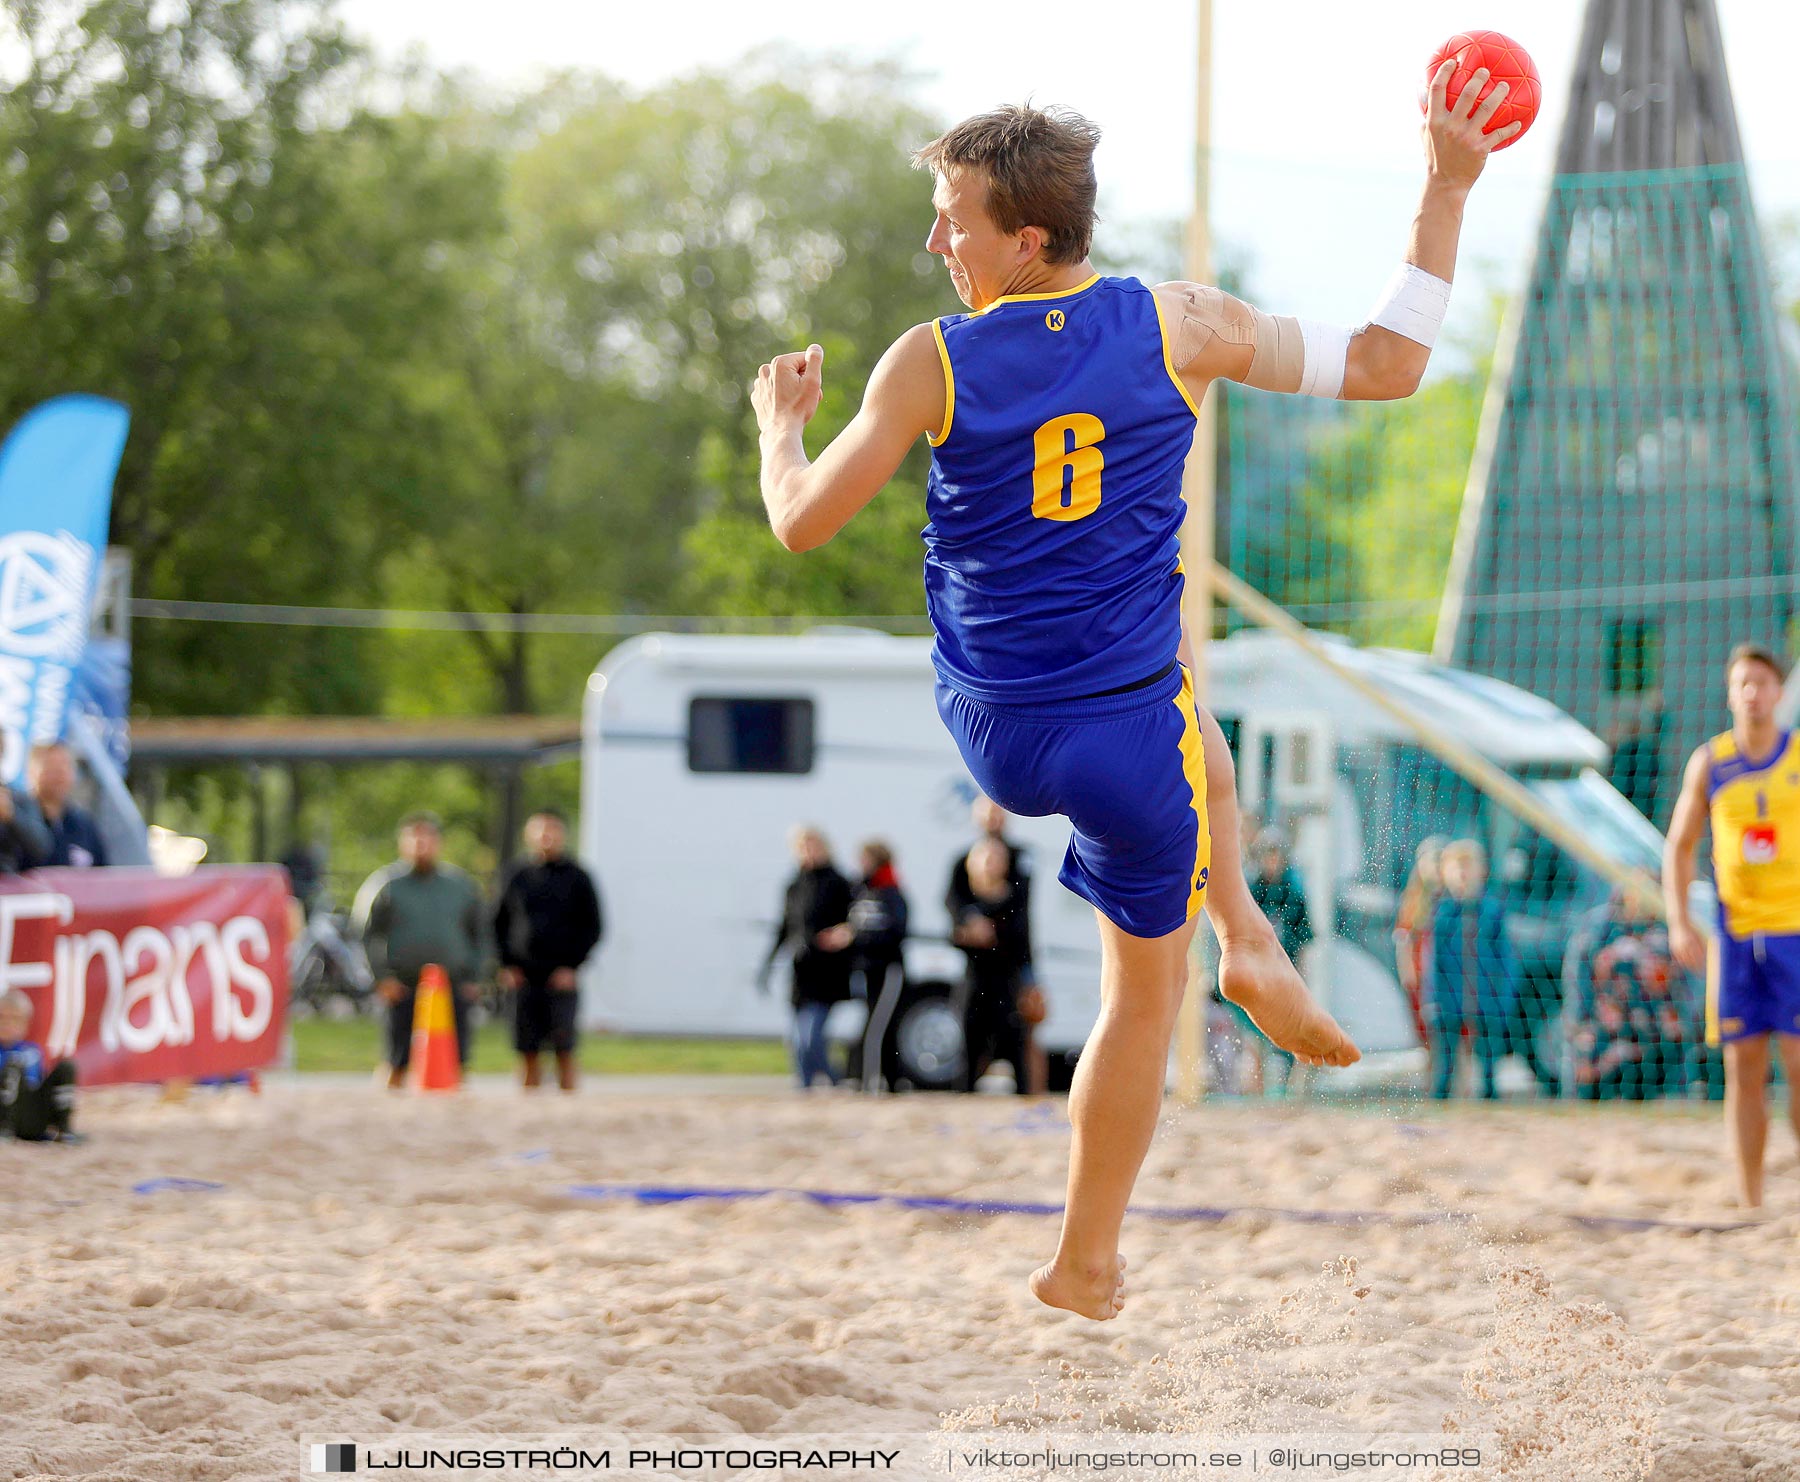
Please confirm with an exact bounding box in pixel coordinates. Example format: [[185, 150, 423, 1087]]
[[27, 742, 107, 868], [952, 837, 1034, 1094], [494, 809, 603, 1093], [352, 813, 490, 1088], [1249, 829, 1313, 962], [946, 797, 1033, 954], [948, 798, 1044, 1089], [762, 826, 853, 1089], [1428, 839, 1518, 1099], [0, 726, 51, 875], [818, 840, 911, 1089], [838, 839, 908, 997]]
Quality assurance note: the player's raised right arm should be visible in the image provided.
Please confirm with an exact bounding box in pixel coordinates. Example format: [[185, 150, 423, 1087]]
[[1162, 58, 1518, 407], [1663, 746, 1713, 972], [753, 324, 944, 553]]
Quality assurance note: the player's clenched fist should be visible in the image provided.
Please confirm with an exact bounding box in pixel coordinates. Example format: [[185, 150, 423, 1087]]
[[752, 343, 825, 437], [1423, 58, 1520, 189]]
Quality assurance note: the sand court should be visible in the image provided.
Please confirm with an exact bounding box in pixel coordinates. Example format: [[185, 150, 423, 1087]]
[[3, 1084, 1797, 1481]]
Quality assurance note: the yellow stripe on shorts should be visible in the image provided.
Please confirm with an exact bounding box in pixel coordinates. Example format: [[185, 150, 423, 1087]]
[[1174, 666, 1211, 921], [1705, 933, 1721, 1049]]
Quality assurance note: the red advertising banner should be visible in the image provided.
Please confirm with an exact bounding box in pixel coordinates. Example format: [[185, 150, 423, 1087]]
[[0, 865, 290, 1086]]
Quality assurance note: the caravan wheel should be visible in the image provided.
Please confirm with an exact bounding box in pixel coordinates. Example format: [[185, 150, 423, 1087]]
[[893, 990, 964, 1091]]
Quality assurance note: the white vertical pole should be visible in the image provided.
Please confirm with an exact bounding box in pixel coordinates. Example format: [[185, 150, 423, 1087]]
[[1175, 0, 1216, 1106]]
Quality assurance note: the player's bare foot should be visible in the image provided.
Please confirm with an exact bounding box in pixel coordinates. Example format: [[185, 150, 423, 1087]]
[[1030, 1253, 1127, 1320], [1219, 931, 1360, 1068]]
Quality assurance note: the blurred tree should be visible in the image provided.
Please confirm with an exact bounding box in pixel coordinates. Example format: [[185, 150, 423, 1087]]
[[385, 60, 950, 715], [1264, 294, 1501, 650], [0, 0, 503, 715]]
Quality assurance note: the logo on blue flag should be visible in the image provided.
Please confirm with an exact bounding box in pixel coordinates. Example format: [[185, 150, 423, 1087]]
[[0, 395, 129, 785]]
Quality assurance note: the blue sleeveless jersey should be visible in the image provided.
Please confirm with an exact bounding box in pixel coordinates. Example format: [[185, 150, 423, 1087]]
[[923, 274, 1199, 705]]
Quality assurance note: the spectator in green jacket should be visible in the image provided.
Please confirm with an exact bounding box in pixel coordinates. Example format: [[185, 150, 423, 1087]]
[[1235, 828, 1313, 1095], [1249, 828, 1314, 964], [352, 812, 490, 1088]]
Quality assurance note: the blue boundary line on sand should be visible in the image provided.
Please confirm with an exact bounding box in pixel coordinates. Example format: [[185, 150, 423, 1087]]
[[111, 1175, 1765, 1234], [132, 1177, 227, 1194], [561, 1181, 1762, 1234]]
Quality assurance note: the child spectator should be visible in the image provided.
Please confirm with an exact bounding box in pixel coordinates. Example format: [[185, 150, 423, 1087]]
[[0, 990, 78, 1142], [1428, 839, 1518, 1099], [1570, 982, 1644, 1100], [1566, 888, 1694, 1100], [1395, 835, 1449, 1045]]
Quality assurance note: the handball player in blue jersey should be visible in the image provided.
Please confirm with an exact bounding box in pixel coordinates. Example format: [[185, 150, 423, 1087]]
[[752, 63, 1518, 1319]]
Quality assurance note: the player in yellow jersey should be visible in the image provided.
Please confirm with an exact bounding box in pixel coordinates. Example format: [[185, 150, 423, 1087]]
[[1665, 644, 1800, 1209]]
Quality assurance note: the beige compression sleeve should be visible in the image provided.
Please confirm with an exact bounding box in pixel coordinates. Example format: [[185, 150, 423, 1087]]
[[1169, 284, 1345, 399]]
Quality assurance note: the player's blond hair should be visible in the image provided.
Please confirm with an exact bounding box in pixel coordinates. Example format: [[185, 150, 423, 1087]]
[[1725, 642, 1787, 684], [913, 104, 1102, 264]]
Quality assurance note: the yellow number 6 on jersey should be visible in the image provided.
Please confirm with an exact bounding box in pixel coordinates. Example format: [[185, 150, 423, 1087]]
[[1032, 413, 1105, 522]]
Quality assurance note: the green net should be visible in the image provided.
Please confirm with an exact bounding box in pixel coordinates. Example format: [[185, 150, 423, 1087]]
[[1207, 161, 1800, 1103]]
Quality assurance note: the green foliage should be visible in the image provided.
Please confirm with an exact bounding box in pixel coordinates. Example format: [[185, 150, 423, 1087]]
[[1224, 296, 1501, 650], [0, 0, 500, 716], [0, 6, 963, 865], [506, 60, 946, 634], [0, 8, 951, 729]]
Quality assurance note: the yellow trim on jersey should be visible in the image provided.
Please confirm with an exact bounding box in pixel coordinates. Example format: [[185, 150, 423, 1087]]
[[971, 272, 1102, 316], [928, 318, 956, 447], [1150, 290, 1203, 419], [1707, 727, 1800, 936], [1174, 666, 1211, 922]]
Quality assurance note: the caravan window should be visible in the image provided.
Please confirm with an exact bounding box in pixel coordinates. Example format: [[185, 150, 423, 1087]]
[[687, 697, 815, 774]]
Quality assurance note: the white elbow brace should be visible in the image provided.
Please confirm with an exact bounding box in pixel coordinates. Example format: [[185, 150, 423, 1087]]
[[1296, 319, 1350, 400], [1366, 263, 1453, 348]]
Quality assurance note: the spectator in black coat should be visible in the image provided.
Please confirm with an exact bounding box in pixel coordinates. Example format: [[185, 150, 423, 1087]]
[[0, 726, 51, 875], [494, 809, 604, 1093], [946, 797, 1033, 943], [840, 839, 909, 998], [762, 826, 853, 1089], [27, 742, 107, 868], [1248, 829, 1312, 963], [1241, 828, 1312, 1092], [948, 797, 1045, 1090], [952, 837, 1034, 1094]]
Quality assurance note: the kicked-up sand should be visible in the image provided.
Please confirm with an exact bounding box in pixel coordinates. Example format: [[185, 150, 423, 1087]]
[[2, 1080, 1797, 1481]]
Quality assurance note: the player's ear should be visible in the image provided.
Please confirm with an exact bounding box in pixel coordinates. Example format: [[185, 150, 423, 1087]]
[[1017, 225, 1047, 264]]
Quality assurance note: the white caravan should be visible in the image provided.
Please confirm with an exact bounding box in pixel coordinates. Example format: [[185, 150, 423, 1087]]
[[579, 630, 1668, 1086]]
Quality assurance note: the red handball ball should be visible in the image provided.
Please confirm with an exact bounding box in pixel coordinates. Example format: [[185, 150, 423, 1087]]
[[1424, 30, 1541, 151]]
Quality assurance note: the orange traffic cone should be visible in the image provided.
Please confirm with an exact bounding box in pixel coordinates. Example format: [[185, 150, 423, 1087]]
[[408, 964, 462, 1093]]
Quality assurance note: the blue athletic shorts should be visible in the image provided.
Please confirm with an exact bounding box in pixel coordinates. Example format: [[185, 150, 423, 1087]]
[[934, 664, 1210, 939], [1708, 922, 1800, 1045]]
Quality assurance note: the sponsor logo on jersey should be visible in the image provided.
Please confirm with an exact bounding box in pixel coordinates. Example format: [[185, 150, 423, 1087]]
[[1743, 822, 1779, 864]]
